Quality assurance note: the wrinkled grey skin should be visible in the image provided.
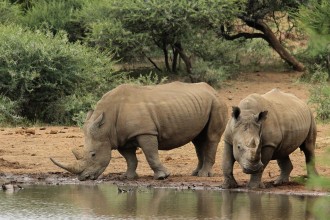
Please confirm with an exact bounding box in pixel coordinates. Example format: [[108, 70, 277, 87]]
[[51, 82, 228, 181], [222, 89, 318, 189]]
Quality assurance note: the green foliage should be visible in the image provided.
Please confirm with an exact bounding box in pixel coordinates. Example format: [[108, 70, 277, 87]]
[[0, 95, 25, 125], [0, 0, 22, 24], [81, 0, 243, 73], [0, 24, 118, 124], [22, 0, 85, 41], [308, 65, 330, 121], [306, 147, 330, 219], [190, 59, 229, 88], [296, 0, 330, 77]]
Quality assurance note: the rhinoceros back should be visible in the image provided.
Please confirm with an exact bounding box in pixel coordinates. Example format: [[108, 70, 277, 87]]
[[262, 89, 313, 155], [96, 82, 226, 150]]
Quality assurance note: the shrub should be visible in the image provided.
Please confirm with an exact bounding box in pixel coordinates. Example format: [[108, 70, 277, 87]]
[[296, 0, 330, 79], [0, 0, 22, 24], [0, 24, 118, 124], [189, 59, 229, 88], [0, 96, 25, 126], [21, 0, 85, 41], [308, 66, 330, 121]]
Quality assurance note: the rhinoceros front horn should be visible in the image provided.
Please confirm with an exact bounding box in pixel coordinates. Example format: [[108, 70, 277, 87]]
[[50, 157, 84, 174]]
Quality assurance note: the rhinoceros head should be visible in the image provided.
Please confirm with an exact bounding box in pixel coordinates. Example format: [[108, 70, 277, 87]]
[[50, 111, 111, 181], [231, 106, 268, 174]]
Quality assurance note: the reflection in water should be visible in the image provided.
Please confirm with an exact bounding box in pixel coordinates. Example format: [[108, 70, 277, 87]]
[[0, 184, 326, 219]]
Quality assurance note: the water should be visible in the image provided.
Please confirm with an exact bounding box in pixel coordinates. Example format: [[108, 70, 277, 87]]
[[0, 184, 328, 219]]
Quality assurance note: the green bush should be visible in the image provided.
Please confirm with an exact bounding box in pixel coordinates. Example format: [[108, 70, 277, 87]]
[[0, 0, 22, 24], [296, 0, 330, 79], [22, 0, 85, 42], [0, 24, 118, 124], [308, 66, 330, 121], [189, 59, 229, 88], [77, 0, 150, 61], [0, 95, 25, 125]]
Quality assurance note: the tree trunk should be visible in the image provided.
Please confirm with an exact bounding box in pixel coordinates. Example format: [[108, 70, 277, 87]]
[[172, 46, 179, 73], [245, 19, 305, 72], [174, 42, 192, 74], [162, 39, 171, 72]]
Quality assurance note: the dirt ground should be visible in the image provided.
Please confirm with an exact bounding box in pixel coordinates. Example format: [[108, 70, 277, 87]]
[[1, 72, 330, 195]]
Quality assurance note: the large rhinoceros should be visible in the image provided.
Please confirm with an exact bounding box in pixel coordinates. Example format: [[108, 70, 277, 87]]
[[222, 89, 318, 189], [51, 82, 228, 181]]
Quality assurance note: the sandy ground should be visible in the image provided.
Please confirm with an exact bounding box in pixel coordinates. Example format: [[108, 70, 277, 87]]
[[1, 71, 330, 195]]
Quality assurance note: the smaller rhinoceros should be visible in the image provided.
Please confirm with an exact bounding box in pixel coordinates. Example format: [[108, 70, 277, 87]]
[[222, 89, 318, 189], [51, 82, 228, 181]]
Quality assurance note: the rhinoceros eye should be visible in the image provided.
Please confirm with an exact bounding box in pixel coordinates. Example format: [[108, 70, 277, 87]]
[[90, 151, 96, 158]]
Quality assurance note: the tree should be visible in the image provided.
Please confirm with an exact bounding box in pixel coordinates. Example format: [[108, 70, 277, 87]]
[[218, 0, 306, 72], [106, 0, 241, 74], [296, 0, 330, 73]]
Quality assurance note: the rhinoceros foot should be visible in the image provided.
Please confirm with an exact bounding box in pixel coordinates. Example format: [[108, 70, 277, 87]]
[[154, 170, 170, 180], [273, 176, 290, 186], [247, 181, 265, 189], [120, 172, 138, 180], [222, 177, 238, 189], [198, 170, 214, 177]]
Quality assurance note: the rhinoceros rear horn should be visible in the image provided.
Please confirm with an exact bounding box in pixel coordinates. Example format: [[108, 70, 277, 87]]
[[72, 148, 83, 160], [89, 112, 105, 135], [85, 110, 95, 122], [50, 157, 84, 174]]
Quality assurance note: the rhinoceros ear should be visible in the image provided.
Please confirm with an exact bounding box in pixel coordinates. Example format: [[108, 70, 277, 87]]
[[232, 106, 241, 120], [255, 111, 268, 123]]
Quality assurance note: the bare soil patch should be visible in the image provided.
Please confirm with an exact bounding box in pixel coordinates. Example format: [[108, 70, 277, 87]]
[[1, 71, 330, 195]]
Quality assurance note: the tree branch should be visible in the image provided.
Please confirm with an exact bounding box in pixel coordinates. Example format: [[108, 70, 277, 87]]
[[218, 25, 269, 43], [142, 51, 162, 72]]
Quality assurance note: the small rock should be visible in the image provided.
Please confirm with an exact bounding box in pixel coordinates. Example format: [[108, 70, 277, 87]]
[[227, 96, 233, 100], [165, 156, 173, 161], [39, 127, 46, 130], [15, 129, 25, 135], [25, 128, 36, 135], [31, 153, 36, 156], [136, 149, 143, 154], [50, 130, 58, 134]]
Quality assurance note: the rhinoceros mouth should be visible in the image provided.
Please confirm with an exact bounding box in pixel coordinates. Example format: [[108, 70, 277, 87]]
[[242, 162, 263, 174], [78, 166, 107, 181]]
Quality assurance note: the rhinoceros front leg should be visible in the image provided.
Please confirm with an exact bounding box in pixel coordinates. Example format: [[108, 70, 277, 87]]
[[222, 141, 238, 189], [273, 156, 293, 185], [137, 135, 170, 180], [247, 146, 274, 189], [118, 147, 138, 180]]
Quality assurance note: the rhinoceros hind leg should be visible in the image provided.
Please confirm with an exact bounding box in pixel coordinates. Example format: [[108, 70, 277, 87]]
[[137, 135, 170, 180], [274, 156, 293, 185], [300, 141, 318, 177], [118, 147, 139, 180], [192, 138, 218, 177]]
